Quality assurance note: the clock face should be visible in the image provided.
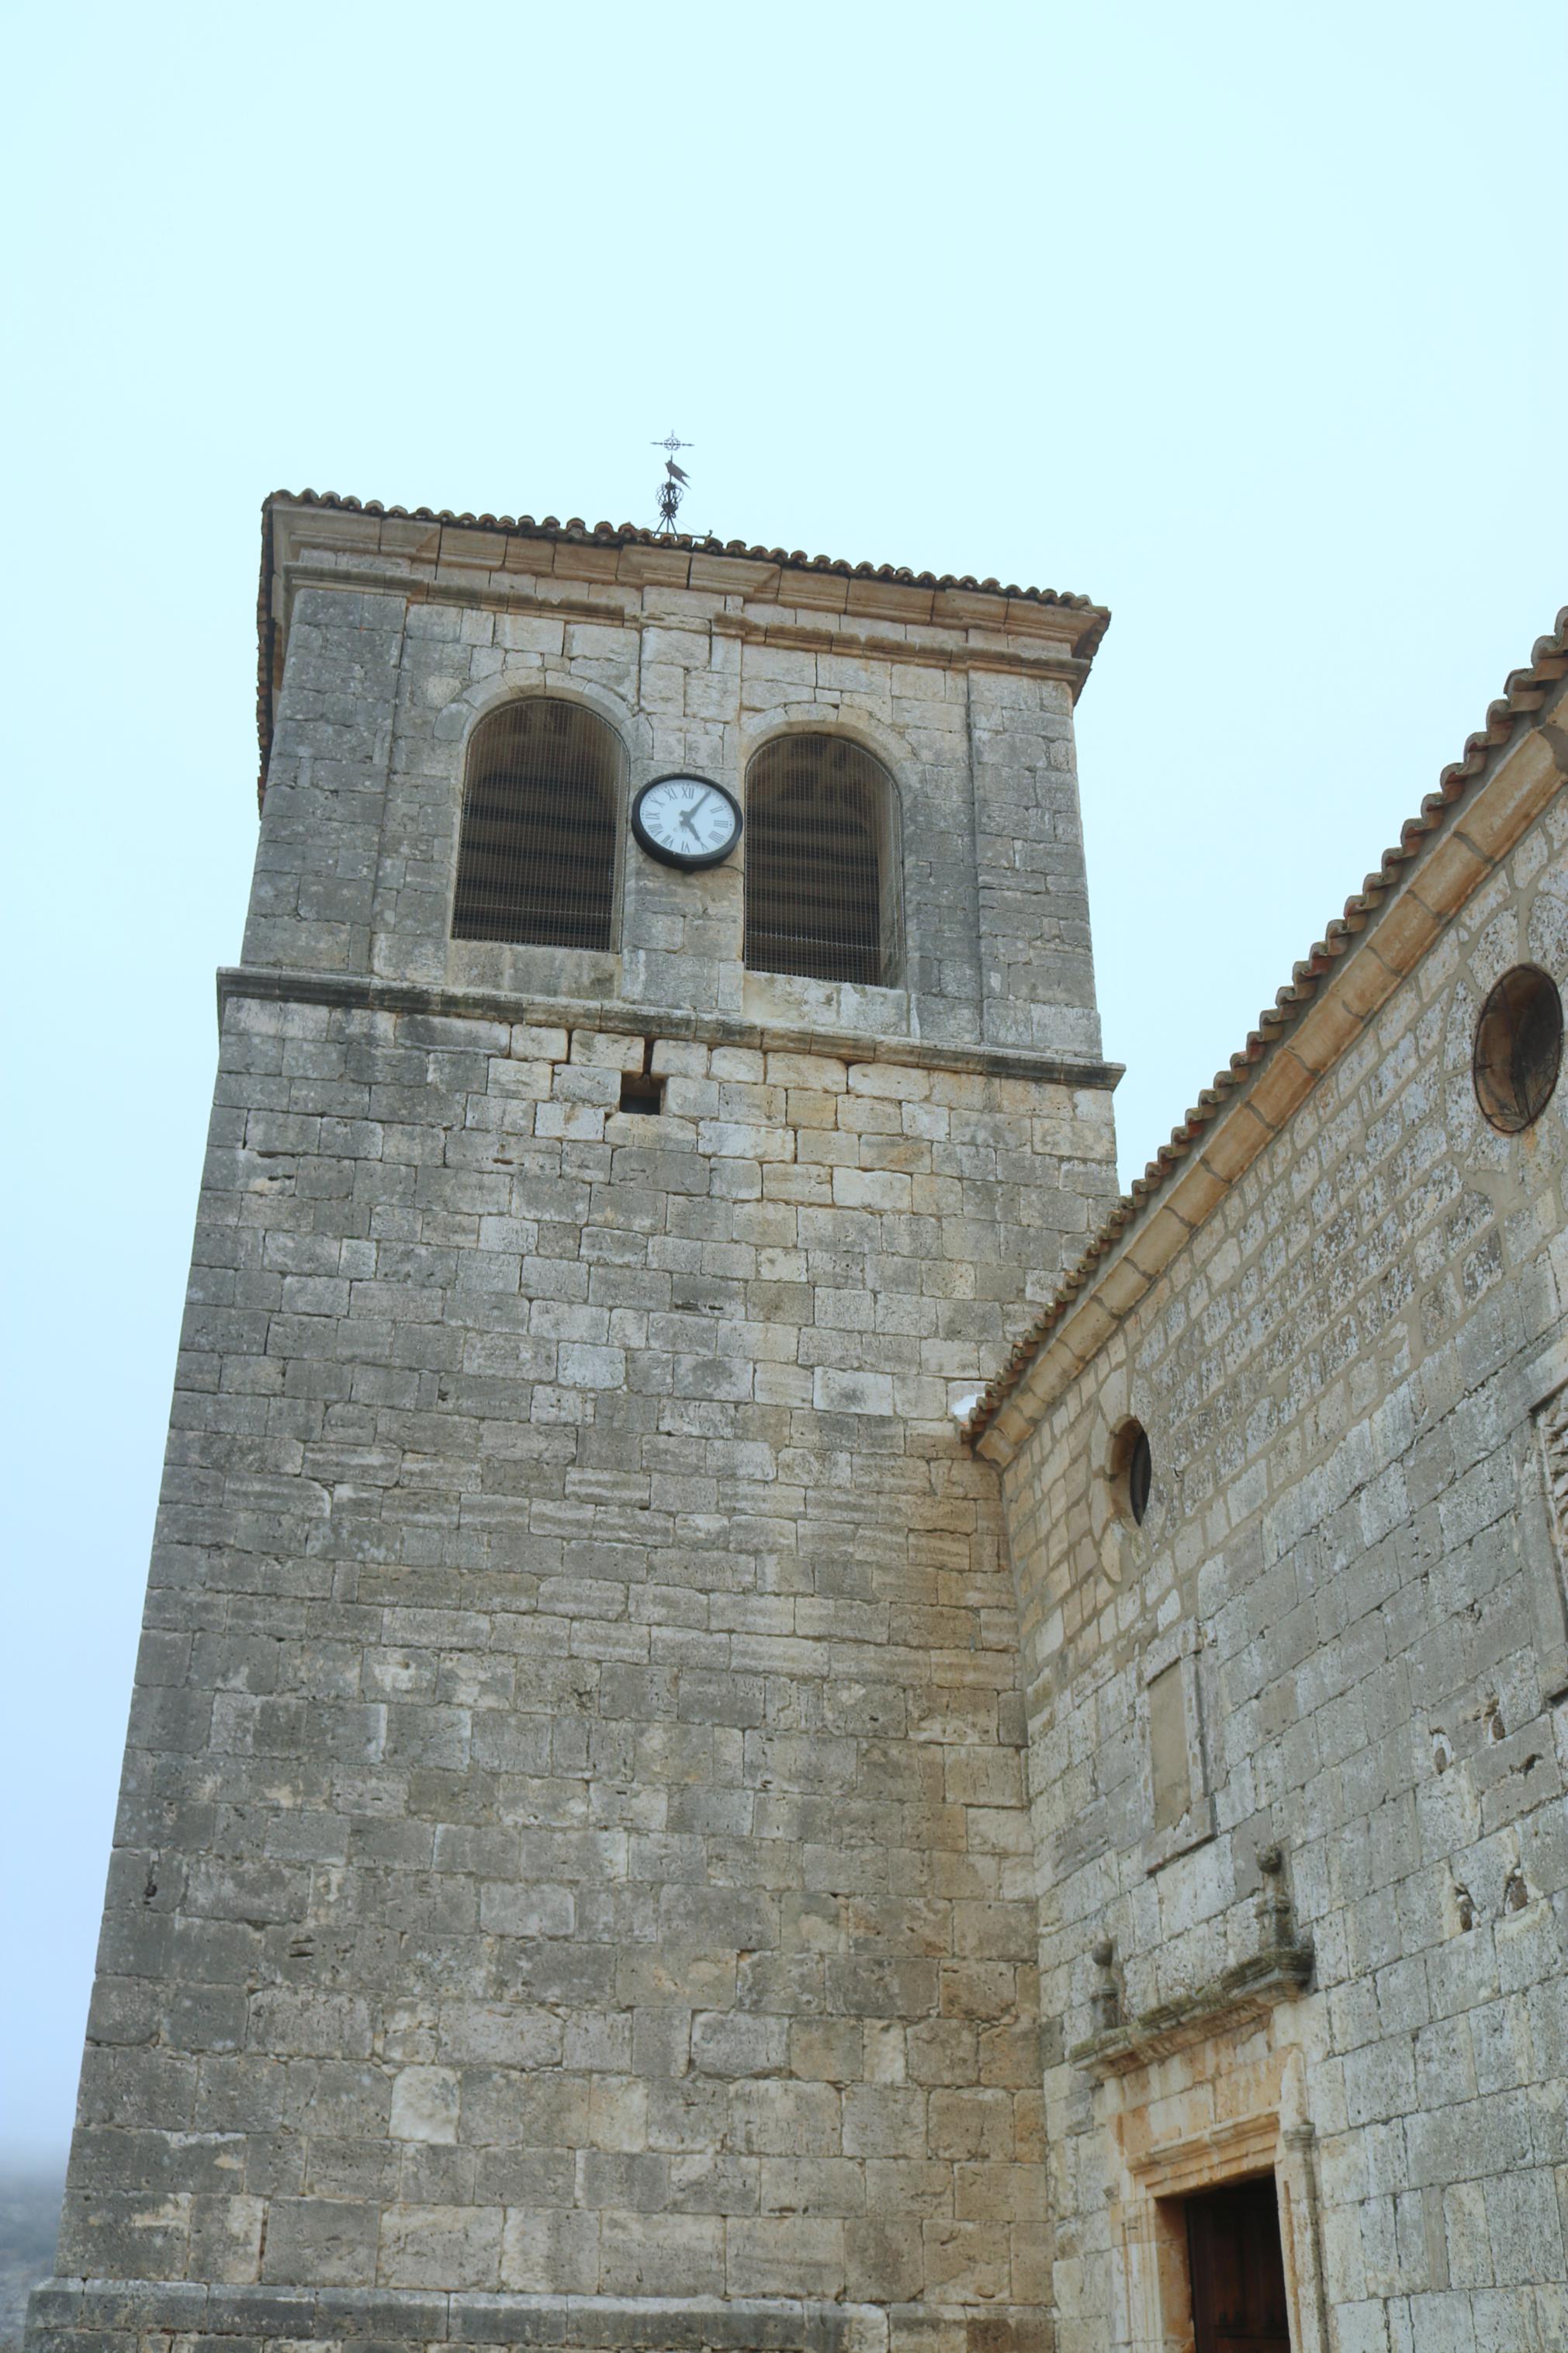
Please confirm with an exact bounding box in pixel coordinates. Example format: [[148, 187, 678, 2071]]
[[632, 775, 742, 871]]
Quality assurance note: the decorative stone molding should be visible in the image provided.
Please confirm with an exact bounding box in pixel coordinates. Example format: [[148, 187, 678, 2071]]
[[1110, 2108, 1330, 2353], [1087, 2027, 1331, 2351], [279, 560, 1095, 693], [1069, 1942, 1315, 2080], [215, 965, 1123, 1090]]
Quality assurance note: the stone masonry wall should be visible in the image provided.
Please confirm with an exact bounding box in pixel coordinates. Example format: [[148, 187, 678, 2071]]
[[31, 517, 1123, 2353], [1002, 779, 1568, 2350], [46, 1000, 1116, 2348]]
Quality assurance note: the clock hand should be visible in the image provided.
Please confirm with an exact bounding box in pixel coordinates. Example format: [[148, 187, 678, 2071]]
[[679, 809, 701, 837]]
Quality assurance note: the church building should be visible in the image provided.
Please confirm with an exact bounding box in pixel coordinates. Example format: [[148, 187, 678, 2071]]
[[24, 493, 1568, 2353]]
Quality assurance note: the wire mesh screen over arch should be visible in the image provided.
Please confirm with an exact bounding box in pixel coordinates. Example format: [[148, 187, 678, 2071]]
[[452, 698, 623, 951], [742, 734, 901, 988]]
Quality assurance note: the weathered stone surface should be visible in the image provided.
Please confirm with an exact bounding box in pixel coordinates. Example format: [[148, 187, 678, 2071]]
[[30, 519, 1118, 2353], [999, 699, 1568, 2351], [43, 504, 1559, 2353]]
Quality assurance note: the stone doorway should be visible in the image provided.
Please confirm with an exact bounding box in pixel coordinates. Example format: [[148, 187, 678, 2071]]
[[1081, 2015, 1329, 2350], [1183, 2175, 1292, 2352]]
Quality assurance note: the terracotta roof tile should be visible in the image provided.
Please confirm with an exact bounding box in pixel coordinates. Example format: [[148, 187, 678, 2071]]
[[964, 605, 1568, 1447], [263, 488, 1106, 611]]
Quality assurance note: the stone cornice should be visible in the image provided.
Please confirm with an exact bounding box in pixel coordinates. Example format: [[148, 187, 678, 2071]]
[[276, 559, 1093, 693], [263, 492, 1108, 644], [216, 966, 1123, 1093], [1069, 1942, 1316, 2080], [258, 498, 1111, 792], [261, 498, 1114, 790]]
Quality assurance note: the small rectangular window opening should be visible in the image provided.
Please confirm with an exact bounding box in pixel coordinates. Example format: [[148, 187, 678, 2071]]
[[619, 1071, 665, 1116]]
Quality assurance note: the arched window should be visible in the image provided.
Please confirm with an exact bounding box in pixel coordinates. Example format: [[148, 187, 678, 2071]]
[[742, 734, 900, 986], [452, 698, 622, 951]]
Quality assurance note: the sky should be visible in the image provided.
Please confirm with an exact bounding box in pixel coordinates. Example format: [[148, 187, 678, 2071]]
[[2, 0, 1563, 2168]]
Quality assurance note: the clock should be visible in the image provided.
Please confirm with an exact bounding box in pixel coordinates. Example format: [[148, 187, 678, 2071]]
[[631, 774, 742, 871]]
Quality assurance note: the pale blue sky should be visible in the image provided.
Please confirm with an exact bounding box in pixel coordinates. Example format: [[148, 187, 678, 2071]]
[[2, 0, 1563, 2163]]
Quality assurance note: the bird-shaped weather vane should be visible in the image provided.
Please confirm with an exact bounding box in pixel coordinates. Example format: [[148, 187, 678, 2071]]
[[652, 431, 692, 532]]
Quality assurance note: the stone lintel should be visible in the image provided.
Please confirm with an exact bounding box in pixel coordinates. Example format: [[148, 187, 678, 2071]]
[[216, 966, 1123, 1093], [1068, 1943, 1316, 2081]]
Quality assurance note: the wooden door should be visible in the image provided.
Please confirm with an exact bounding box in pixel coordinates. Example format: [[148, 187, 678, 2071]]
[[1186, 2177, 1292, 2352]]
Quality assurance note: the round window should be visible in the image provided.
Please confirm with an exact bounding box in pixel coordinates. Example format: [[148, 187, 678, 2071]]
[[1472, 965, 1563, 1134], [1110, 1419, 1152, 1527]]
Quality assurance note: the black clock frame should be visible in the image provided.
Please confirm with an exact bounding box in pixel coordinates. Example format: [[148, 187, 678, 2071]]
[[630, 774, 744, 872]]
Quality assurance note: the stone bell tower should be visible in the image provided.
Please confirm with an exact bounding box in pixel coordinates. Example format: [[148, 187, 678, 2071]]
[[31, 495, 1120, 2353]]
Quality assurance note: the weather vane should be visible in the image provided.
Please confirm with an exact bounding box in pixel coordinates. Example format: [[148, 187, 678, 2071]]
[[652, 431, 692, 532]]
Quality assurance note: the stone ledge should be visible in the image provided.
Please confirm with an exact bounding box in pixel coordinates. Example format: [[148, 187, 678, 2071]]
[[216, 967, 1123, 1092], [26, 2287, 1046, 2353], [1068, 1942, 1316, 2079], [26, 2285, 889, 2353]]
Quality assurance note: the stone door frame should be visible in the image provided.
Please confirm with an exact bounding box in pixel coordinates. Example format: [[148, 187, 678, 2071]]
[[1096, 2036, 1331, 2353]]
